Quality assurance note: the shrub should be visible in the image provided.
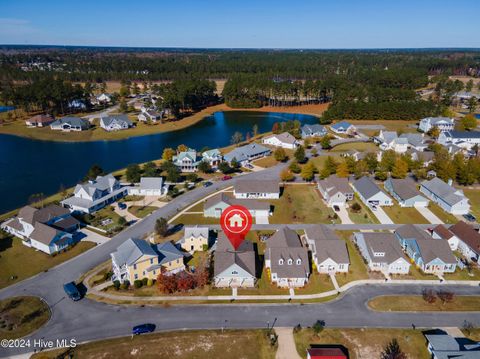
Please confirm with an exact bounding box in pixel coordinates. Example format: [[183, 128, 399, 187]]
[[350, 202, 361, 213], [142, 277, 149, 285], [120, 280, 130, 290], [113, 280, 121, 290], [202, 244, 209, 251], [422, 289, 436, 304], [134, 280, 143, 289], [147, 278, 154, 287]]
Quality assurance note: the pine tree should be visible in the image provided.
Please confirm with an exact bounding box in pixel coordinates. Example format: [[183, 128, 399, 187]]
[[380, 339, 406, 359]]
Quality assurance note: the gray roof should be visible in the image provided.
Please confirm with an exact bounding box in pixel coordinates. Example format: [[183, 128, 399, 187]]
[[301, 124, 326, 136], [415, 239, 457, 264], [331, 121, 352, 131], [224, 143, 271, 163], [399, 133, 425, 147], [304, 224, 338, 241], [30, 222, 62, 245], [352, 176, 386, 200], [267, 226, 303, 248], [355, 232, 408, 265], [100, 114, 132, 127], [75, 174, 117, 196], [318, 175, 353, 197], [380, 131, 398, 144], [17, 206, 38, 225], [111, 238, 158, 267], [184, 226, 209, 239], [214, 232, 256, 277], [204, 193, 270, 212], [386, 178, 425, 201], [139, 177, 163, 190], [265, 132, 297, 145], [155, 241, 184, 266], [315, 240, 350, 265], [18, 204, 70, 226], [395, 224, 432, 241], [234, 179, 280, 195], [425, 334, 461, 351], [421, 177, 467, 206], [51, 117, 89, 129]]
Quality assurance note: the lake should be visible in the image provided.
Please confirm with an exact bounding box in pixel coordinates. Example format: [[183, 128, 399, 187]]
[[0, 106, 15, 113], [0, 111, 318, 214]]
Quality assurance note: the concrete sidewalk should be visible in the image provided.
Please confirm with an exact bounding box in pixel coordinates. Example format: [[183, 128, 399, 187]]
[[276, 328, 301, 359], [418, 206, 444, 224]]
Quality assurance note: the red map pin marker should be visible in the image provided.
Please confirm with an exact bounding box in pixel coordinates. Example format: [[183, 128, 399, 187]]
[[220, 205, 252, 250]]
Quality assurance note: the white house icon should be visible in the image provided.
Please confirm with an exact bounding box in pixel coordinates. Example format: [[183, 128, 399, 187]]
[[228, 213, 244, 228]]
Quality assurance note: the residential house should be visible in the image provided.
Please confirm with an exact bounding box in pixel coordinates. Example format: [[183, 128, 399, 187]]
[[395, 224, 456, 274], [111, 238, 185, 283], [431, 224, 459, 251], [330, 121, 356, 135], [439, 131, 480, 150], [420, 177, 470, 215], [1, 204, 79, 255], [213, 232, 256, 288], [384, 178, 429, 207], [223, 143, 271, 166], [352, 176, 393, 208], [202, 149, 223, 169], [419, 117, 455, 133], [95, 93, 112, 104], [262, 132, 299, 149], [128, 177, 168, 196], [407, 149, 435, 167], [67, 99, 87, 110], [233, 179, 280, 199], [203, 193, 271, 223], [301, 124, 327, 138], [50, 117, 90, 132], [353, 232, 410, 274], [317, 175, 354, 207], [61, 174, 127, 214], [425, 332, 480, 359], [25, 114, 54, 127], [172, 149, 201, 172], [374, 131, 409, 153], [399, 133, 428, 152], [303, 225, 349, 274], [449, 221, 480, 262], [100, 114, 133, 131], [138, 109, 162, 123], [307, 348, 348, 359], [178, 226, 209, 252], [265, 226, 310, 287], [343, 150, 369, 162]]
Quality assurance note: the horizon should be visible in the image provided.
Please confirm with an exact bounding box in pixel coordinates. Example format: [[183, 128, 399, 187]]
[[1, 0, 479, 48]]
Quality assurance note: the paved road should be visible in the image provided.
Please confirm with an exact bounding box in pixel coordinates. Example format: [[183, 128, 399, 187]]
[[2, 284, 480, 357]]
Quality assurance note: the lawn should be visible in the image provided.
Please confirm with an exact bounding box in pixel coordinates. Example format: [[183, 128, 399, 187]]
[[463, 188, 480, 219], [171, 213, 219, 226], [0, 234, 96, 289], [269, 185, 340, 224], [0, 296, 50, 339], [308, 154, 341, 171], [295, 272, 335, 295], [80, 206, 125, 233], [427, 204, 458, 224], [31, 329, 276, 359], [334, 231, 370, 286], [368, 295, 480, 311], [238, 267, 289, 295], [128, 205, 157, 218], [382, 204, 429, 224], [253, 155, 280, 168], [347, 198, 379, 224], [330, 142, 378, 153], [294, 328, 430, 359]]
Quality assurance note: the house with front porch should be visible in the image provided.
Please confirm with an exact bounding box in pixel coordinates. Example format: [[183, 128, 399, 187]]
[[223, 143, 271, 167], [265, 226, 310, 287], [178, 226, 209, 252], [384, 178, 429, 207], [99, 114, 133, 131], [213, 232, 256, 288], [420, 177, 470, 215], [352, 176, 393, 208], [50, 117, 90, 132], [353, 232, 410, 274], [262, 132, 299, 149], [301, 124, 327, 138], [330, 121, 356, 135], [302, 225, 349, 274], [203, 193, 271, 223], [61, 174, 127, 214], [317, 175, 354, 207], [172, 148, 222, 172], [233, 179, 280, 199], [419, 117, 454, 133]]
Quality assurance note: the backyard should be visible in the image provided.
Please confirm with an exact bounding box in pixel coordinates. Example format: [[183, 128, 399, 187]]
[[0, 233, 96, 289]]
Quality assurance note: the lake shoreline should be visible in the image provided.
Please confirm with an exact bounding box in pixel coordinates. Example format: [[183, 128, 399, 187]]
[[0, 103, 328, 143]]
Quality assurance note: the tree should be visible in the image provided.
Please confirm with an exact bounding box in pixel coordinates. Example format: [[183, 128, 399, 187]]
[[312, 320, 324, 336], [294, 145, 306, 163], [375, 171, 388, 181], [252, 124, 258, 137], [381, 339, 406, 359], [280, 168, 294, 182], [322, 156, 338, 177], [467, 97, 477, 113], [391, 158, 408, 179], [231, 131, 244, 145], [84, 164, 104, 181], [186, 173, 198, 183], [351, 202, 361, 213], [272, 122, 280, 134], [311, 148, 318, 157], [177, 144, 188, 153], [166, 167, 181, 182], [303, 137, 312, 148], [461, 113, 478, 130], [422, 289, 436, 304], [162, 148, 175, 161], [437, 290, 454, 304], [117, 216, 127, 227], [143, 161, 158, 177], [380, 150, 396, 173], [119, 98, 128, 112], [274, 148, 288, 162], [218, 162, 232, 174], [336, 161, 350, 178], [126, 163, 142, 183], [465, 79, 474, 92], [301, 162, 316, 181], [427, 126, 440, 139], [176, 273, 196, 292], [198, 160, 212, 173], [155, 217, 169, 237], [157, 272, 177, 293], [289, 161, 301, 174], [230, 157, 240, 169], [319, 135, 331, 149], [364, 152, 379, 173]]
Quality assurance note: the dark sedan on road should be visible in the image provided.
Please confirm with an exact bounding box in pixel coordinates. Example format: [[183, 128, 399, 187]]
[[132, 323, 156, 335]]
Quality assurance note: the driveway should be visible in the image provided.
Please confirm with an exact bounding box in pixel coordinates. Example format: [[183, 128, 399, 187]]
[[337, 205, 353, 224], [255, 215, 270, 224], [276, 328, 301, 359], [372, 206, 394, 224], [418, 206, 444, 224], [78, 228, 109, 245]]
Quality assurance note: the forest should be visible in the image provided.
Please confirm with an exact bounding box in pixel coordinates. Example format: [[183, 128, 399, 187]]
[[1, 47, 479, 120]]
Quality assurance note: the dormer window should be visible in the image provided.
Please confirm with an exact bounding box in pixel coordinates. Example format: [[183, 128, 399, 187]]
[[287, 259, 293, 265], [296, 259, 302, 265], [278, 258, 284, 265]]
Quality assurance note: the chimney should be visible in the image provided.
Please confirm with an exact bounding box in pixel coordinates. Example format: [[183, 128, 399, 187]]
[[447, 179, 453, 186]]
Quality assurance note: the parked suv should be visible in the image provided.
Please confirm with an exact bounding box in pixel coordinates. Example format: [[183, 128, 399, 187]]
[[63, 282, 81, 301]]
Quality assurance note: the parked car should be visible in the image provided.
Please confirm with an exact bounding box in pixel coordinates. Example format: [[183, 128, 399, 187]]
[[63, 282, 81, 301], [118, 202, 127, 210], [132, 323, 156, 335], [203, 181, 212, 187], [222, 175, 232, 181], [463, 213, 476, 222], [245, 164, 254, 169], [333, 205, 340, 212]]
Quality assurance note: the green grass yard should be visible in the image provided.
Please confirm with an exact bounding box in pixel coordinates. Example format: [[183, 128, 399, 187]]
[[427, 203, 458, 224], [463, 188, 480, 219], [330, 142, 378, 152], [127, 205, 157, 218], [334, 231, 370, 286], [368, 295, 480, 311], [347, 199, 379, 224], [382, 204, 429, 224]]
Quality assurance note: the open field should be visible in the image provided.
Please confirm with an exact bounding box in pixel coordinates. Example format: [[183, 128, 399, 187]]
[[294, 328, 430, 359], [269, 185, 340, 224], [368, 295, 480, 312], [330, 142, 378, 152], [463, 188, 480, 219], [382, 204, 429, 224], [0, 296, 50, 339], [31, 329, 276, 359], [253, 155, 280, 168], [0, 233, 96, 289]]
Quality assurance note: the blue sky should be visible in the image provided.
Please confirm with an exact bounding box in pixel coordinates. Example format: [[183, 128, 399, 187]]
[[0, 0, 479, 48]]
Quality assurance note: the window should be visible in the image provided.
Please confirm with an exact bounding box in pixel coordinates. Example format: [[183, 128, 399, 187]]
[[150, 258, 154, 264], [133, 264, 137, 270], [287, 259, 293, 265], [232, 271, 238, 275], [153, 270, 156, 275], [142, 271, 146, 276], [177, 259, 180, 263], [278, 259, 284, 265], [296, 259, 302, 265], [134, 274, 138, 280]]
